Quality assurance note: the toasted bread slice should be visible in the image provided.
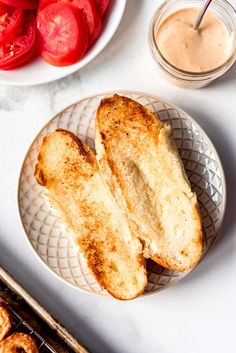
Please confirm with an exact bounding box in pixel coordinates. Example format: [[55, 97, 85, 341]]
[[35, 129, 147, 300], [95, 95, 202, 272]]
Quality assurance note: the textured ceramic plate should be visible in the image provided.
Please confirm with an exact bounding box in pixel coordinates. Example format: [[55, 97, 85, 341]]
[[0, 0, 126, 86], [18, 91, 226, 297]]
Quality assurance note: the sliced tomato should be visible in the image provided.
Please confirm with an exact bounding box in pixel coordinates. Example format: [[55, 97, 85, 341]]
[[0, 11, 36, 70], [38, 0, 54, 12], [37, 3, 89, 66], [1, 41, 35, 69], [69, 0, 102, 44], [94, 0, 110, 18], [38, 0, 102, 45], [0, 0, 39, 9], [0, 3, 23, 44]]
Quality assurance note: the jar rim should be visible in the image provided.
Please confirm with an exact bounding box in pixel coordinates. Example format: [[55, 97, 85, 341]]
[[149, 0, 236, 79]]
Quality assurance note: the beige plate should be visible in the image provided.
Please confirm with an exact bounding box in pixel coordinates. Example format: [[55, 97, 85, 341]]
[[18, 91, 226, 297]]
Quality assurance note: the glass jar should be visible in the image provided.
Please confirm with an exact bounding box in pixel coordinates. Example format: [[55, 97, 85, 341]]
[[148, 0, 236, 89]]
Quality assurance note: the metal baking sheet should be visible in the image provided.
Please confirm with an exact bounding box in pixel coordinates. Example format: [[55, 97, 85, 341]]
[[0, 266, 90, 353]]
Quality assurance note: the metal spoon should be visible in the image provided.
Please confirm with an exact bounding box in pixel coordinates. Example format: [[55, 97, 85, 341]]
[[193, 0, 213, 30]]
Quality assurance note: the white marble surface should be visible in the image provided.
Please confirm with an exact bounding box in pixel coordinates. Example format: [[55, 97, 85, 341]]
[[0, 1, 236, 352]]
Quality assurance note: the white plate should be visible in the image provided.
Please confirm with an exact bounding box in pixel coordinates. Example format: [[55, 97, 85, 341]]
[[18, 91, 226, 297], [0, 0, 126, 86]]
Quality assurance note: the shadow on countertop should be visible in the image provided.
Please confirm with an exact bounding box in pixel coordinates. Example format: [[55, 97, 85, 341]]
[[209, 61, 236, 89]]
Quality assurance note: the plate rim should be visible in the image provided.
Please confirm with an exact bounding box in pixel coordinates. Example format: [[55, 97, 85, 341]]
[[0, 0, 127, 86], [17, 90, 227, 297]]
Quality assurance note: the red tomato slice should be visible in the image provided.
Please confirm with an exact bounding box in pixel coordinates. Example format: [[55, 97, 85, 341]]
[[37, 3, 89, 66], [0, 3, 23, 44], [38, 0, 102, 45], [94, 0, 110, 18], [38, 0, 53, 12], [0, 0, 38, 9], [70, 0, 102, 44], [0, 11, 36, 70], [1, 41, 36, 69]]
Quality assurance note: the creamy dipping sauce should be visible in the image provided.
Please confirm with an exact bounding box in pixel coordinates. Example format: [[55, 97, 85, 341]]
[[156, 8, 233, 72]]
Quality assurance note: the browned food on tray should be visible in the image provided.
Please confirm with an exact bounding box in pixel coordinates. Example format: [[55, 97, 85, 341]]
[[95, 94, 202, 272], [0, 332, 38, 353], [0, 301, 38, 353], [35, 129, 147, 300], [0, 302, 11, 342]]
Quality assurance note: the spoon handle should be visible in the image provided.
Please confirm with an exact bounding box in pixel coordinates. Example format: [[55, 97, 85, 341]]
[[193, 0, 213, 30]]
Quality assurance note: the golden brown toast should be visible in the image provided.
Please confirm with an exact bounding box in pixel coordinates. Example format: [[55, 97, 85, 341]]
[[95, 95, 202, 272], [35, 129, 147, 300]]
